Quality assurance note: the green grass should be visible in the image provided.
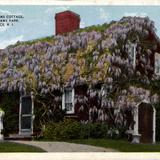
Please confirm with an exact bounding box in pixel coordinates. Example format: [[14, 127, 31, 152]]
[[7, 21, 116, 49], [7, 36, 54, 48], [0, 141, 45, 152], [67, 138, 160, 152], [77, 22, 115, 33]]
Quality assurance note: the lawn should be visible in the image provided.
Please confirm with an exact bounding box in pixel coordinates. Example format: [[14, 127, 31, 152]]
[[0, 141, 45, 152], [67, 139, 160, 152]]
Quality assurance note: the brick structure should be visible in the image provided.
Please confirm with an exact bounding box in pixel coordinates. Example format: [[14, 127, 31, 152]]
[[55, 10, 80, 35]]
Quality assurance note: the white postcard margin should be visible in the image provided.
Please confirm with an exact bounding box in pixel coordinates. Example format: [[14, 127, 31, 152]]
[[0, 153, 160, 160], [0, 0, 159, 5], [0, 0, 160, 160]]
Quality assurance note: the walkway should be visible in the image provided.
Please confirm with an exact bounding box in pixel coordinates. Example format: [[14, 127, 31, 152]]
[[12, 141, 117, 152]]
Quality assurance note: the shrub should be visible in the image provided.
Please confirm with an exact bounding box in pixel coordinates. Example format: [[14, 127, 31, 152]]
[[61, 119, 81, 139], [90, 123, 108, 138], [79, 123, 91, 139], [43, 122, 57, 140], [43, 119, 109, 140], [107, 128, 120, 139], [43, 119, 81, 140]]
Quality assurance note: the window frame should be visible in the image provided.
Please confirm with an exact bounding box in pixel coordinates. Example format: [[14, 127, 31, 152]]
[[129, 43, 137, 69], [62, 87, 75, 114], [155, 52, 160, 76]]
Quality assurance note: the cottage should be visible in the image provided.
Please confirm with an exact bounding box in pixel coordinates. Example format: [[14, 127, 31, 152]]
[[0, 15, 159, 143]]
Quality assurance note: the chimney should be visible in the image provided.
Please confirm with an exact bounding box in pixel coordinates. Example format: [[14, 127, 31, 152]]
[[55, 10, 80, 35]]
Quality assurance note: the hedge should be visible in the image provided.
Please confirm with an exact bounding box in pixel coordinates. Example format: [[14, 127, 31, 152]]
[[43, 118, 113, 140]]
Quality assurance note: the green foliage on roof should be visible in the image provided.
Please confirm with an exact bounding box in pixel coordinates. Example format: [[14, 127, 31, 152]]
[[0, 16, 159, 105]]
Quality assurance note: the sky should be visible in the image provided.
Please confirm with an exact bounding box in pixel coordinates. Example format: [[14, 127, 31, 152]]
[[0, 5, 160, 49]]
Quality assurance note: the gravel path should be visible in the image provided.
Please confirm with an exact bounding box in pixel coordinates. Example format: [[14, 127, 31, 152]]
[[12, 141, 117, 152]]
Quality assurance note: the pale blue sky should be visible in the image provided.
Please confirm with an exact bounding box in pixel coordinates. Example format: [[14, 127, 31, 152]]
[[0, 5, 160, 49]]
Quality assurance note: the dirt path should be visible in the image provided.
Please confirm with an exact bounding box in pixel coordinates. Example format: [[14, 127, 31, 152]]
[[12, 141, 117, 152]]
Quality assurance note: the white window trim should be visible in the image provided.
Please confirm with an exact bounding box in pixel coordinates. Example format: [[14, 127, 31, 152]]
[[131, 43, 137, 69], [62, 87, 75, 114], [154, 52, 160, 76]]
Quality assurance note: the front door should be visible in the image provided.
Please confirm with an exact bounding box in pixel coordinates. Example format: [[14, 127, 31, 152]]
[[138, 102, 153, 143], [19, 96, 33, 135]]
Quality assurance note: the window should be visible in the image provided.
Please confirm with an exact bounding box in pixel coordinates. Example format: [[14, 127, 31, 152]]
[[62, 88, 74, 114], [155, 52, 160, 75], [129, 43, 137, 68]]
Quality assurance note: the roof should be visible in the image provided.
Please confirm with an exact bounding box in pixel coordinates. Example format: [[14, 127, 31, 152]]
[[55, 10, 80, 19], [0, 16, 159, 100]]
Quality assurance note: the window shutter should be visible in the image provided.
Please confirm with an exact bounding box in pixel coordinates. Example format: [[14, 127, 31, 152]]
[[71, 88, 75, 113], [130, 43, 137, 68], [129, 43, 137, 68], [155, 52, 160, 75], [62, 90, 65, 110]]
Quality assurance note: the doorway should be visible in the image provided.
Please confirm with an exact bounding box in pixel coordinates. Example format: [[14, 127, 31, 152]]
[[138, 102, 154, 143], [19, 95, 34, 135]]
